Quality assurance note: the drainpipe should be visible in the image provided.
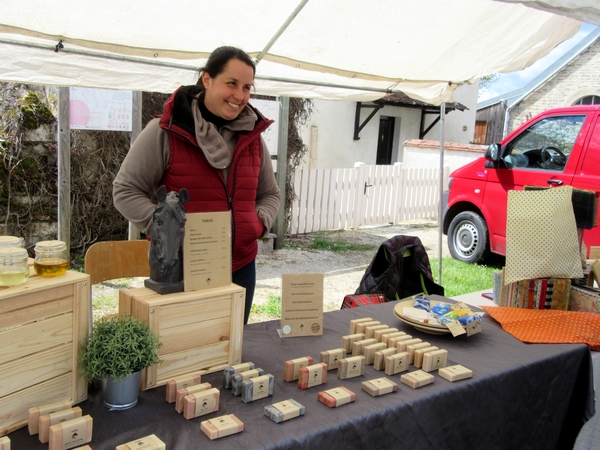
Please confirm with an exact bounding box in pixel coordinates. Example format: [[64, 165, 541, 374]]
[[502, 100, 511, 139]]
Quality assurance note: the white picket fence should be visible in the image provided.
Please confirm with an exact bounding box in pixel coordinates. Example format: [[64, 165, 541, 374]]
[[290, 165, 449, 234]]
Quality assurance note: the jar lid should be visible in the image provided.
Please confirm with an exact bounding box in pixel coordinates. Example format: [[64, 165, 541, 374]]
[[35, 240, 67, 250], [0, 247, 28, 257], [0, 236, 23, 246]]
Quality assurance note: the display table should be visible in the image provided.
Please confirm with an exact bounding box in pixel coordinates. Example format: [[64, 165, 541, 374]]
[[6, 300, 595, 449]]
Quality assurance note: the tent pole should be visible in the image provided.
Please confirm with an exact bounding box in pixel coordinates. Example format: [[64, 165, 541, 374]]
[[274, 96, 290, 250], [128, 91, 142, 240], [57, 87, 70, 251], [438, 103, 445, 285]]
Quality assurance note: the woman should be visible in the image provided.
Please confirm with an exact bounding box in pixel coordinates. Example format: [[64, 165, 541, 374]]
[[113, 46, 281, 324]]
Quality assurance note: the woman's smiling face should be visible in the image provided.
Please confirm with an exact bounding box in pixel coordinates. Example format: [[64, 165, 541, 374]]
[[202, 58, 254, 120]]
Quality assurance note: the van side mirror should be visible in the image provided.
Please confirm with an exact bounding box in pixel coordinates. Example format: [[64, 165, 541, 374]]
[[485, 143, 501, 162]]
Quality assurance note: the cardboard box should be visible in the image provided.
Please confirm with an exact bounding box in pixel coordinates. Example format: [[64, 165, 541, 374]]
[[0, 271, 89, 435], [120, 283, 245, 390]]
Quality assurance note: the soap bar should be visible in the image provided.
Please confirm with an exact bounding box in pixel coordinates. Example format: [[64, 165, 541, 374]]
[[396, 338, 422, 352], [182, 388, 220, 420], [365, 324, 389, 339], [116, 434, 166, 450], [0, 436, 10, 450], [349, 317, 373, 334], [388, 334, 413, 349], [401, 370, 435, 389], [48, 415, 93, 450], [283, 356, 314, 382], [39, 407, 82, 444], [175, 382, 213, 413], [264, 399, 305, 423], [373, 327, 399, 342], [223, 362, 255, 389], [413, 346, 439, 369], [363, 342, 387, 365], [201, 414, 244, 440], [319, 348, 345, 370], [351, 338, 377, 356], [72, 446, 92, 450], [318, 386, 356, 408], [341, 333, 366, 353], [422, 349, 448, 372], [166, 372, 204, 403], [355, 320, 381, 334], [373, 347, 397, 371], [384, 351, 409, 376], [241, 374, 274, 403], [438, 364, 473, 382], [298, 363, 328, 389], [406, 341, 431, 365], [232, 368, 265, 396], [28, 400, 71, 435], [337, 355, 366, 379], [361, 377, 399, 397], [382, 331, 406, 345]]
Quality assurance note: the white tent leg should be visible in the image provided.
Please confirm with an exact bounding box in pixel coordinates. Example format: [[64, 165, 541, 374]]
[[438, 103, 445, 285]]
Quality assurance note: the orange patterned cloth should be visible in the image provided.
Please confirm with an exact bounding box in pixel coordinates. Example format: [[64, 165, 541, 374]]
[[483, 306, 600, 351]]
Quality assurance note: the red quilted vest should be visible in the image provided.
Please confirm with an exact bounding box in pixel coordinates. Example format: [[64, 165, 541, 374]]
[[158, 88, 273, 271]]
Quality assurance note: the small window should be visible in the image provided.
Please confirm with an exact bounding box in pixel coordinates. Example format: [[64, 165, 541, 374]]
[[572, 95, 600, 106]]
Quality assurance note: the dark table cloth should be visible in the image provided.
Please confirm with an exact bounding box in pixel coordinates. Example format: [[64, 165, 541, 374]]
[[8, 300, 595, 449]]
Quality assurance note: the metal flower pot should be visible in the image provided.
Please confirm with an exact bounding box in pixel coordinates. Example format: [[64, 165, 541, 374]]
[[101, 370, 142, 410]]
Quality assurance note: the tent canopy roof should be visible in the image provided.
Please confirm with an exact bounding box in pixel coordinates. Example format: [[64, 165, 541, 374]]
[[0, 0, 585, 104]]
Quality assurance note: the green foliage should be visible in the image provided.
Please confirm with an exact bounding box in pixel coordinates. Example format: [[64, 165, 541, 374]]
[[79, 314, 163, 381], [19, 91, 55, 129]]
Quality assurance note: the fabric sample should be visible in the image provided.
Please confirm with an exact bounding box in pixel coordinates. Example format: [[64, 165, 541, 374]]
[[505, 186, 582, 284], [483, 306, 600, 351]]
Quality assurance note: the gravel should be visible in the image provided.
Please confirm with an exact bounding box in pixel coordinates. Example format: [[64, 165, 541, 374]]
[[92, 219, 449, 322]]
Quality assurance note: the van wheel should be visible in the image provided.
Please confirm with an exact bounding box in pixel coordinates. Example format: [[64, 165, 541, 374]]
[[448, 211, 489, 264]]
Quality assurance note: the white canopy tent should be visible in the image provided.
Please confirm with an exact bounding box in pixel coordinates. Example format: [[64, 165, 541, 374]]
[[0, 0, 589, 281], [0, 0, 584, 104]]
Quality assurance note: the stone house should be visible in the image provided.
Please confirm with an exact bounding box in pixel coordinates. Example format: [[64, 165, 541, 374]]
[[475, 27, 600, 145]]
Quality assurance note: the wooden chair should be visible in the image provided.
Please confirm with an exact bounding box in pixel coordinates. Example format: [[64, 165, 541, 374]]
[[84, 240, 150, 285], [84, 240, 150, 320]]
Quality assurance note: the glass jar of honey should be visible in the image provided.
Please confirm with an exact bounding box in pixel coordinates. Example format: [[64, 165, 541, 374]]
[[0, 247, 30, 286], [0, 235, 25, 249], [34, 240, 69, 277]]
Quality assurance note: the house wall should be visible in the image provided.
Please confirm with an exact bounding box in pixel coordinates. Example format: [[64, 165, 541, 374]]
[[509, 39, 600, 131], [476, 102, 507, 144], [300, 83, 478, 169], [425, 81, 480, 144], [403, 140, 486, 175]]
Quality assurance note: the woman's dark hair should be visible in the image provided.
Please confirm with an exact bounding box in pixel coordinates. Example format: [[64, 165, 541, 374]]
[[196, 46, 255, 87]]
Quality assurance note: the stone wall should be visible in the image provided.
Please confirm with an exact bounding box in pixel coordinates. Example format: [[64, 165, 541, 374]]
[[510, 39, 600, 130]]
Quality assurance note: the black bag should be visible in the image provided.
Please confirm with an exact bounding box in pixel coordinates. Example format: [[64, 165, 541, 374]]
[[355, 235, 444, 301]]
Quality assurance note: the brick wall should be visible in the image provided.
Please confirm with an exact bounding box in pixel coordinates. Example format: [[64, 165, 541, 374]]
[[510, 39, 600, 131]]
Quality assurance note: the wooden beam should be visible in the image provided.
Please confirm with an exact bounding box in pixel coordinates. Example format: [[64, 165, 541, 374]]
[[273, 96, 289, 250], [128, 91, 143, 240], [57, 88, 70, 250]]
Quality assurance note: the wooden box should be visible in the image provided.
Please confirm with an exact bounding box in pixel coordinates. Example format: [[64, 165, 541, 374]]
[[0, 271, 89, 436], [120, 283, 245, 391]]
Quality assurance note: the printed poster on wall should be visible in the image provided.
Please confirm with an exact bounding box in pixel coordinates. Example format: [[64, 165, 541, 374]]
[[280, 273, 324, 338], [69, 87, 132, 131]]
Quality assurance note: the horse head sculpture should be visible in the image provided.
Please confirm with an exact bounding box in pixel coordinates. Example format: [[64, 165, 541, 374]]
[[147, 185, 189, 286]]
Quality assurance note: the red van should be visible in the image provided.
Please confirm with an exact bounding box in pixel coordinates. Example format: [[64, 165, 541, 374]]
[[443, 105, 600, 263]]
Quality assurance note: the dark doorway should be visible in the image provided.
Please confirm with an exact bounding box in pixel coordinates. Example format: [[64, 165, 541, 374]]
[[376, 116, 395, 165]]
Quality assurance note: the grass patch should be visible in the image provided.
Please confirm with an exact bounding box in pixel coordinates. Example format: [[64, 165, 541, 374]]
[[311, 235, 376, 252], [430, 258, 503, 297], [251, 295, 281, 318]]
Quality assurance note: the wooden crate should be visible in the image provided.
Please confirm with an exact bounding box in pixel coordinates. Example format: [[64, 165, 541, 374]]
[[119, 283, 245, 391], [0, 270, 89, 436]]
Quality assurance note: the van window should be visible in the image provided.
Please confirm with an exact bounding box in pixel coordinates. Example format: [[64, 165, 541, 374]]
[[504, 115, 585, 171]]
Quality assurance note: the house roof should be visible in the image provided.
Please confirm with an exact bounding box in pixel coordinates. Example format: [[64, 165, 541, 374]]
[[377, 92, 468, 112], [477, 26, 600, 111]]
